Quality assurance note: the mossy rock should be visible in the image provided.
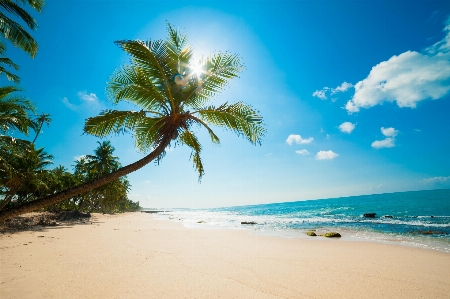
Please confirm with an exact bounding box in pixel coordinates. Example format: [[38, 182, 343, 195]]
[[306, 231, 317, 236], [197, 220, 206, 223], [323, 232, 341, 238]]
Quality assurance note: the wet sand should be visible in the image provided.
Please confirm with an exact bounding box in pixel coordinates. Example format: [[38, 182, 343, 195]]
[[1, 212, 449, 298]]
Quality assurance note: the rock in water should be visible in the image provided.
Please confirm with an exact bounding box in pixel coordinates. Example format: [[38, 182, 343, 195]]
[[241, 221, 257, 225], [323, 232, 341, 238], [363, 213, 377, 218], [306, 231, 317, 236]]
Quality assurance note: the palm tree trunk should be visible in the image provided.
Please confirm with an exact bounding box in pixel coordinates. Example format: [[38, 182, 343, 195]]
[[31, 121, 43, 144], [0, 138, 171, 222]]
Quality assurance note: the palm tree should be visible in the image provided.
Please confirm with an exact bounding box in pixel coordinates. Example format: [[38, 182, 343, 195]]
[[85, 141, 120, 177], [0, 23, 265, 222], [0, 85, 35, 136], [31, 112, 51, 144], [0, 0, 45, 58], [0, 143, 52, 210]]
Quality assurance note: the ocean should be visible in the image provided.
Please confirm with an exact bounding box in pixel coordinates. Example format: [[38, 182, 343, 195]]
[[151, 189, 450, 253]]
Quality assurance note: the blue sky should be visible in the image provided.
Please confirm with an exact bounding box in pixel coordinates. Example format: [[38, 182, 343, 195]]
[[6, 0, 450, 208]]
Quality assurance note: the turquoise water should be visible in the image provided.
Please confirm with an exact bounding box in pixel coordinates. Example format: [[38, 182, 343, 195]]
[[156, 189, 450, 252]]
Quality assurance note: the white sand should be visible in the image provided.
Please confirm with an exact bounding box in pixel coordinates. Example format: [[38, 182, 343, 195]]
[[1, 212, 449, 298]]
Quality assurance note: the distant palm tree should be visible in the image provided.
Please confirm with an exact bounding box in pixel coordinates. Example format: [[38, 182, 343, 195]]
[[85, 141, 120, 177], [31, 112, 51, 144], [0, 0, 45, 58], [0, 23, 265, 222]]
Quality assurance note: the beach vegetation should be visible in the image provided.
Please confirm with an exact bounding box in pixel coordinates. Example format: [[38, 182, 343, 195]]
[[0, 23, 265, 222], [1, 140, 141, 214]]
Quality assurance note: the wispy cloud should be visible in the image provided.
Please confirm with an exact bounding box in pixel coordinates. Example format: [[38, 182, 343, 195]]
[[313, 82, 353, 100], [312, 88, 329, 100], [77, 91, 99, 103], [315, 150, 339, 160], [286, 134, 313, 145], [346, 17, 450, 113], [422, 176, 450, 184], [295, 149, 310, 155], [371, 127, 399, 149], [62, 97, 77, 111], [331, 82, 353, 94], [339, 122, 356, 134], [62, 91, 103, 112]]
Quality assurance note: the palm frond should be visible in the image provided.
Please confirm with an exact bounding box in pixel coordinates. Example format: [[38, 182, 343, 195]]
[[107, 65, 169, 113], [133, 116, 166, 153], [0, 12, 38, 57], [24, 0, 45, 12], [114, 40, 174, 102], [183, 53, 243, 109], [189, 115, 220, 145], [84, 110, 147, 138], [0, 57, 19, 69], [179, 128, 204, 180], [0, 65, 20, 83], [166, 23, 193, 71], [0, 1, 38, 29], [197, 102, 265, 145]]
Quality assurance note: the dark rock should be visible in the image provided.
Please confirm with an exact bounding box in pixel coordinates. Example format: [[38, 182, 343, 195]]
[[363, 213, 377, 218], [323, 232, 341, 238], [306, 231, 317, 236], [383, 215, 393, 218], [416, 230, 446, 235], [241, 221, 257, 225]]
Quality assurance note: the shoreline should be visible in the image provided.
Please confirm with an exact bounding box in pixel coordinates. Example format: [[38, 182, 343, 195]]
[[157, 213, 450, 254], [1, 212, 450, 298]]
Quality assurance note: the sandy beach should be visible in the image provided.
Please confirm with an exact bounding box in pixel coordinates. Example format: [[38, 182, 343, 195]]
[[1, 212, 449, 299]]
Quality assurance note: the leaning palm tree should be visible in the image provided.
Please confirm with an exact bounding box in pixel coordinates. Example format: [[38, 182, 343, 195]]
[[0, 23, 265, 222], [0, 0, 45, 58]]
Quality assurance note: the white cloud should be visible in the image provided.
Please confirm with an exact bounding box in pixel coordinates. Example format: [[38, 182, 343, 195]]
[[62, 97, 77, 110], [372, 127, 399, 149], [371, 138, 395, 149], [381, 127, 398, 137], [286, 134, 313, 145], [312, 89, 328, 100], [422, 176, 450, 184], [315, 150, 339, 160], [78, 91, 99, 103], [295, 149, 310, 155], [332, 81, 353, 94], [346, 18, 450, 113], [313, 82, 354, 100], [339, 122, 356, 133]]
